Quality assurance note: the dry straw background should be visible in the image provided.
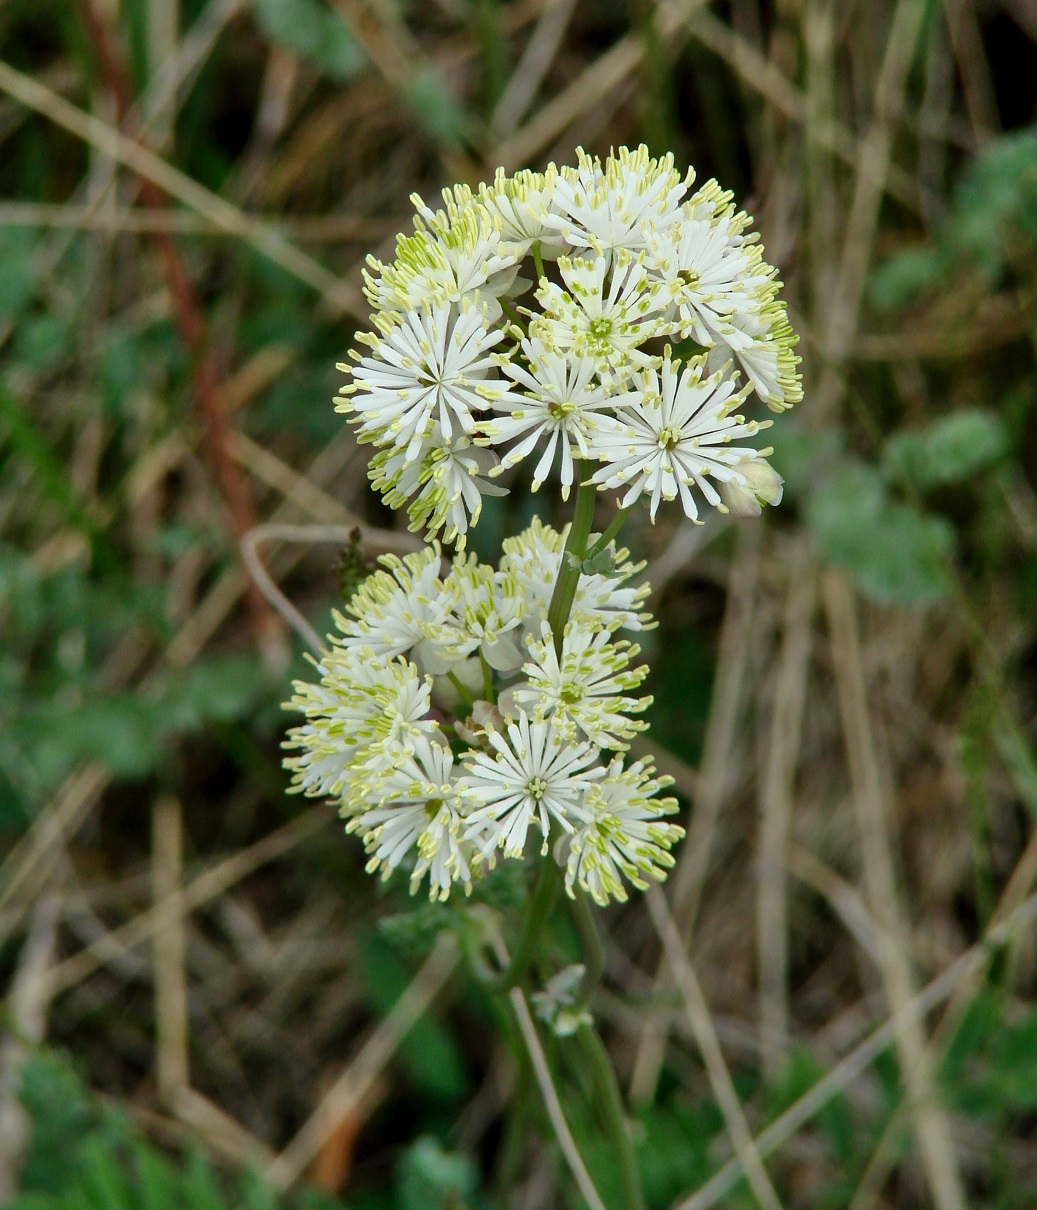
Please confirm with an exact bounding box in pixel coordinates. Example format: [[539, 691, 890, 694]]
[[1, 1, 1036, 1207]]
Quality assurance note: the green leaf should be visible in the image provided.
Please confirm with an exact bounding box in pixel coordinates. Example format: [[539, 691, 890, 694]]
[[868, 246, 948, 311], [804, 463, 954, 603], [132, 1141, 178, 1210], [767, 422, 844, 499], [950, 129, 1037, 279], [635, 1100, 714, 1206], [991, 1006, 1037, 1111], [402, 68, 468, 149], [0, 228, 38, 318], [14, 313, 75, 372], [251, 0, 363, 80], [182, 1148, 227, 1210], [157, 656, 265, 732], [395, 1136, 478, 1210], [883, 409, 1010, 490], [78, 1135, 134, 1210], [25, 696, 166, 783], [359, 934, 468, 1101]]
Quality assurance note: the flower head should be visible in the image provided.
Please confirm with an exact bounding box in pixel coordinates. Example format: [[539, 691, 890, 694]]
[[283, 648, 435, 803], [350, 734, 480, 900], [564, 757, 683, 905], [535, 252, 665, 384], [369, 431, 506, 550], [366, 202, 519, 318], [499, 518, 653, 636], [462, 714, 603, 858], [511, 620, 651, 749], [487, 336, 627, 497], [543, 145, 691, 259], [334, 546, 458, 676], [589, 355, 770, 521], [339, 300, 504, 462]]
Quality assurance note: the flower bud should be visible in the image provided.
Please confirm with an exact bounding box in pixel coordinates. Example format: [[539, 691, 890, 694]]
[[720, 457, 784, 518]]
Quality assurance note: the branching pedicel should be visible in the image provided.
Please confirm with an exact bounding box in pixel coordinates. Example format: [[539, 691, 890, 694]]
[[284, 146, 800, 908]]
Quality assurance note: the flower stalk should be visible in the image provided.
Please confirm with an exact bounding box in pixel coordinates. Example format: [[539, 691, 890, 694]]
[[283, 144, 801, 1209], [546, 460, 598, 655]]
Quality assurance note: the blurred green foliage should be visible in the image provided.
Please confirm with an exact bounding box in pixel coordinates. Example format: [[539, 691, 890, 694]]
[[10, 1051, 346, 1210]]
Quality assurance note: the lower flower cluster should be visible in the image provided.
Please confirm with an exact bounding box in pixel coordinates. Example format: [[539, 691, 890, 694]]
[[284, 522, 683, 904]]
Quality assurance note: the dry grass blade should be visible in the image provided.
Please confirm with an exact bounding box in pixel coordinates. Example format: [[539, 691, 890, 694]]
[[265, 933, 458, 1191], [647, 887, 783, 1210], [0, 895, 61, 1201], [152, 795, 189, 1101], [674, 887, 1037, 1210], [823, 571, 966, 1210], [0, 59, 365, 319], [0, 764, 107, 926], [631, 525, 761, 1104], [486, 933, 609, 1210], [41, 807, 330, 997], [757, 541, 816, 1076], [490, 0, 579, 139]]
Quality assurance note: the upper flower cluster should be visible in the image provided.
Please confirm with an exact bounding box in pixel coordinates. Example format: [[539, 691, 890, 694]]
[[284, 521, 681, 904], [337, 146, 800, 547]]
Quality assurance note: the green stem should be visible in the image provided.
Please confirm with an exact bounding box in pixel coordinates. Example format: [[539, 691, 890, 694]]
[[479, 651, 495, 702], [546, 462, 597, 656], [587, 506, 632, 560], [447, 671, 475, 708], [478, 855, 561, 993], [499, 296, 528, 335], [532, 239, 546, 286], [574, 1025, 646, 1210], [568, 889, 605, 1010]]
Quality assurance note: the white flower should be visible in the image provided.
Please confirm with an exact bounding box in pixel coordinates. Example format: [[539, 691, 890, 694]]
[[589, 355, 770, 521], [704, 299, 802, 412], [443, 556, 526, 673], [338, 300, 504, 462], [564, 757, 683, 905], [462, 714, 604, 858], [351, 734, 479, 900], [511, 620, 651, 749], [365, 203, 519, 318], [543, 145, 691, 259], [496, 522, 650, 637], [335, 546, 459, 676], [487, 337, 627, 497], [499, 518, 653, 635], [647, 206, 761, 347], [535, 253, 665, 384], [369, 430, 507, 550], [478, 166, 565, 258], [283, 649, 435, 802]]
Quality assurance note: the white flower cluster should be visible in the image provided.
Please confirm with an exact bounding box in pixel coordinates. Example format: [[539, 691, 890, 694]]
[[338, 146, 799, 548], [284, 522, 682, 904]]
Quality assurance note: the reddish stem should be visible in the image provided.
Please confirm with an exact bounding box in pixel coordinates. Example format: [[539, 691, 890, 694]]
[[75, 0, 278, 646]]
